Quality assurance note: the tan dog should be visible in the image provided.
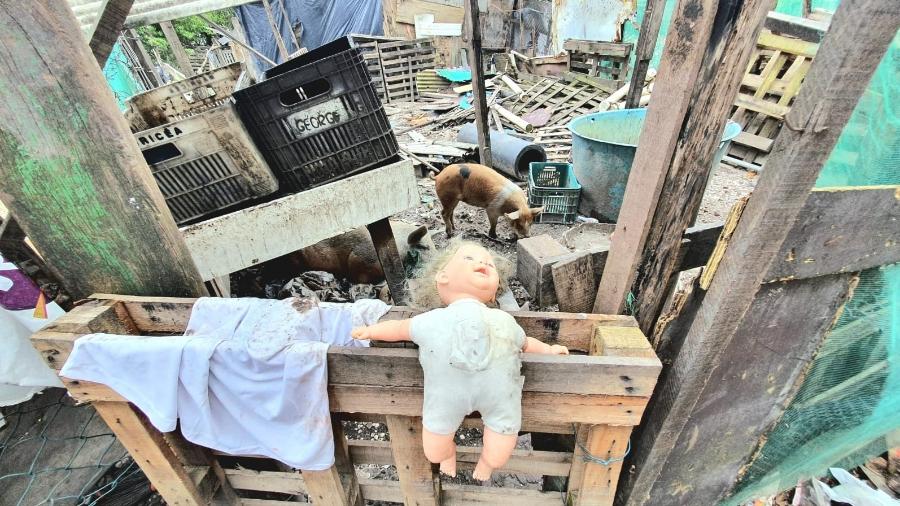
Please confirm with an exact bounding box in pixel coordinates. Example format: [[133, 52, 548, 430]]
[[436, 163, 543, 239], [291, 221, 433, 283]]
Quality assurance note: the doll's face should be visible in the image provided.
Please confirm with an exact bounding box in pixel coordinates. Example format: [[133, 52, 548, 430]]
[[435, 244, 500, 304]]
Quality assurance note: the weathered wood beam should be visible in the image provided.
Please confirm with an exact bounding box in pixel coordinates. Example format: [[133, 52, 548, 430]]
[[159, 20, 194, 77], [620, 0, 900, 503], [0, 1, 206, 300], [600, 0, 776, 333], [593, 0, 732, 317], [624, 0, 666, 109], [765, 185, 900, 281], [88, 0, 135, 66], [463, 0, 492, 166]]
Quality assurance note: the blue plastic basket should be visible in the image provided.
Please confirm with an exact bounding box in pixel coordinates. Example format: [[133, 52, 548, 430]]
[[527, 162, 582, 224]]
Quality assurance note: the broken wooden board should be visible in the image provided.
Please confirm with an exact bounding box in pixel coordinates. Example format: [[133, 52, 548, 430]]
[[517, 234, 569, 307], [552, 251, 596, 313]]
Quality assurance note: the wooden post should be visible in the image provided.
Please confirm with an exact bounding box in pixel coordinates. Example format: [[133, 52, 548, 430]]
[[385, 415, 440, 506], [89, 0, 135, 67], [262, 0, 290, 61], [619, 0, 900, 503], [623, 0, 665, 110], [0, 1, 206, 300], [160, 20, 195, 77], [302, 467, 351, 506], [276, 0, 302, 53], [567, 326, 653, 505], [126, 28, 161, 87], [463, 0, 492, 167], [594, 0, 773, 333], [366, 218, 409, 305]]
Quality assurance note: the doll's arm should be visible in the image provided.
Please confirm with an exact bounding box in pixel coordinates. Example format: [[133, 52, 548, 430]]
[[523, 336, 568, 355], [351, 319, 412, 342]]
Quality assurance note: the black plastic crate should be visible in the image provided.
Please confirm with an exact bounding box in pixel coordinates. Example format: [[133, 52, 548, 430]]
[[233, 37, 399, 192], [528, 162, 582, 224]]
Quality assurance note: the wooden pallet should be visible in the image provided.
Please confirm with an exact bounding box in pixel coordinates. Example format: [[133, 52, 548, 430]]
[[564, 40, 632, 93], [378, 38, 437, 103], [725, 30, 819, 171], [34, 295, 661, 506], [502, 73, 612, 130], [349, 34, 405, 102], [533, 125, 573, 162]]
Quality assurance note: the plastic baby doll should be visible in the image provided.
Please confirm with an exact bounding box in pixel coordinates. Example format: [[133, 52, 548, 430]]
[[351, 240, 568, 480]]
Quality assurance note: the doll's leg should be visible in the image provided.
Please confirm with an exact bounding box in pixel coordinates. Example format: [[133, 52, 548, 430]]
[[473, 427, 517, 480], [422, 429, 458, 477]]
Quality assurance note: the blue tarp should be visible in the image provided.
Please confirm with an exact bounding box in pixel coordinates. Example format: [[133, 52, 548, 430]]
[[236, 0, 384, 73]]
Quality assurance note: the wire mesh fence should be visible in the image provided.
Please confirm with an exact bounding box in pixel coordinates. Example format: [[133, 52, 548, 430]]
[[0, 388, 155, 506]]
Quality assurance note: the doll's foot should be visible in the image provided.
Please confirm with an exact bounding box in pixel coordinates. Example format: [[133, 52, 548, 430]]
[[473, 459, 494, 481], [439, 457, 457, 477]]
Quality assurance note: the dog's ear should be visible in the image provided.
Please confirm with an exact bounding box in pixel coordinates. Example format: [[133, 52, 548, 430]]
[[505, 210, 521, 220], [406, 225, 429, 246], [529, 207, 544, 216]]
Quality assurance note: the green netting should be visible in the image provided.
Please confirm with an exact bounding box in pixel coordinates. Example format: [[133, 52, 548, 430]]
[[723, 28, 900, 505]]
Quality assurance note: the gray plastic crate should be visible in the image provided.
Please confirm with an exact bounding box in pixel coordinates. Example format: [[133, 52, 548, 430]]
[[126, 63, 277, 224]]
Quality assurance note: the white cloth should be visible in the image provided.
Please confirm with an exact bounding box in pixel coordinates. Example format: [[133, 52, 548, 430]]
[[60, 297, 389, 469], [0, 256, 65, 407]]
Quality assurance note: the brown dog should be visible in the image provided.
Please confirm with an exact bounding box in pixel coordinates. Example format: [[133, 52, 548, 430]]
[[436, 163, 543, 239]]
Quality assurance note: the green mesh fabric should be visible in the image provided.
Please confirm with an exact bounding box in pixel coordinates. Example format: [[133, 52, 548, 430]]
[[724, 29, 900, 505]]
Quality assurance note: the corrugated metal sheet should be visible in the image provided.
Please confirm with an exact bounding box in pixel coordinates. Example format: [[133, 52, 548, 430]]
[[69, 0, 256, 35]]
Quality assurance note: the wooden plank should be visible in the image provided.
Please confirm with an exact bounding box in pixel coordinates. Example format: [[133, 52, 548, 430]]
[[89, 0, 135, 66], [650, 273, 858, 504], [180, 160, 418, 281], [385, 415, 439, 506], [757, 29, 819, 58], [699, 197, 748, 289], [552, 252, 596, 313], [332, 419, 363, 506], [94, 401, 205, 505], [463, 0, 492, 166], [614, 0, 775, 332], [366, 217, 409, 305], [733, 131, 774, 152], [563, 40, 630, 58], [226, 468, 305, 494], [567, 424, 632, 506], [0, 3, 206, 301], [303, 467, 350, 506], [622, 1, 900, 503], [347, 440, 573, 476], [443, 484, 560, 505], [261, 0, 290, 61], [765, 186, 900, 281], [764, 11, 829, 43], [54, 296, 636, 346], [592, 0, 730, 316], [159, 20, 195, 77]]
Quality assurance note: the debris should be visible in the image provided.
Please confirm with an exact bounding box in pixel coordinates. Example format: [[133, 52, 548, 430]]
[[493, 103, 534, 133]]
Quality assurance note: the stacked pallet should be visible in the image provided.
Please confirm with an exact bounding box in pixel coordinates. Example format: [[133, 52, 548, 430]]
[[724, 30, 819, 171], [564, 39, 632, 93], [348, 34, 403, 102], [349, 35, 438, 103], [378, 38, 437, 102]]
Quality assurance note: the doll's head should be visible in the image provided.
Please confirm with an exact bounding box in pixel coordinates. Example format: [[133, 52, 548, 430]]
[[410, 238, 511, 309]]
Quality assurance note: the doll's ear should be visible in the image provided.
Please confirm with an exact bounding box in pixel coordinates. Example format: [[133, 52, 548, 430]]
[[435, 269, 450, 285]]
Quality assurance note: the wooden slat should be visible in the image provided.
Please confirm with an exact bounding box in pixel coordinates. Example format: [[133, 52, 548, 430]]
[[332, 419, 363, 506], [60, 380, 651, 427], [733, 131, 774, 152], [347, 440, 573, 476], [226, 469, 305, 495], [303, 467, 350, 506], [87, 296, 637, 346], [567, 424, 632, 506], [757, 29, 819, 57], [94, 401, 205, 505], [385, 415, 439, 505], [765, 186, 900, 281], [89, 0, 135, 66]]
